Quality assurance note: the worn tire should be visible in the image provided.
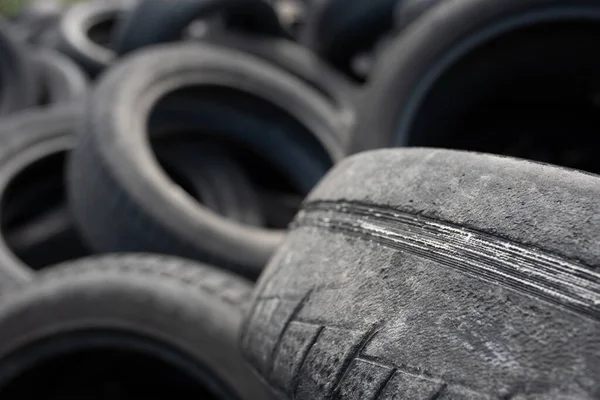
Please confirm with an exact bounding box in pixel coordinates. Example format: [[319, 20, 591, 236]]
[[113, 0, 284, 55], [0, 254, 275, 400], [54, 0, 128, 76], [205, 32, 357, 115], [69, 42, 344, 276], [0, 19, 38, 115], [0, 105, 84, 287], [242, 148, 600, 399], [302, 0, 400, 80], [394, 0, 442, 31], [349, 0, 600, 174], [31, 49, 89, 105]]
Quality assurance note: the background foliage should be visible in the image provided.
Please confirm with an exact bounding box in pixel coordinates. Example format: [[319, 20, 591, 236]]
[[0, 0, 80, 17]]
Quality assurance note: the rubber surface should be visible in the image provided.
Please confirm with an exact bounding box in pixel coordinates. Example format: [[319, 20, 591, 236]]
[[242, 148, 600, 399], [0, 254, 276, 400], [113, 0, 284, 55], [55, 0, 128, 75], [0, 105, 81, 289], [349, 0, 600, 154], [69, 42, 344, 276], [205, 32, 358, 115], [31, 49, 89, 105], [394, 0, 443, 31], [0, 19, 38, 115], [302, 0, 400, 80]]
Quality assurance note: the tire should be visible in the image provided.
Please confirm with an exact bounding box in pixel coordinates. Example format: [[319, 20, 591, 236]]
[[113, 0, 284, 56], [241, 148, 600, 400], [54, 0, 129, 76], [349, 0, 600, 175], [302, 0, 400, 80], [0, 19, 38, 115], [257, 190, 303, 229], [0, 254, 276, 400], [31, 49, 89, 105], [68, 42, 345, 276], [394, 0, 442, 32], [0, 105, 81, 288], [204, 32, 358, 114], [5, 206, 89, 270], [10, 0, 63, 45], [155, 139, 264, 226]]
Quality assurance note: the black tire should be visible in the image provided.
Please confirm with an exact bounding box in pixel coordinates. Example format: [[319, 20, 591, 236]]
[[31, 49, 89, 105], [302, 0, 400, 80], [5, 206, 89, 270], [155, 140, 264, 226], [68, 42, 345, 276], [0, 105, 82, 288], [10, 0, 64, 45], [54, 0, 129, 76], [394, 0, 442, 32], [0, 19, 38, 115], [349, 0, 600, 175], [0, 254, 276, 400], [242, 148, 600, 399], [204, 32, 358, 114], [113, 0, 284, 56]]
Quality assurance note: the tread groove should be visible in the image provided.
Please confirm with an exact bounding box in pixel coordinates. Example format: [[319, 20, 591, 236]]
[[292, 325, 324, 399], [267, 289, 314, 378], [370, 367, 396, 400], [295, 200, 600, 320], [330, 322, 382, 399]]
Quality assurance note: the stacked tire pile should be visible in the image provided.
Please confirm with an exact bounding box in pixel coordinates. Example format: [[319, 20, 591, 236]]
[[0, 0, 598, 398]]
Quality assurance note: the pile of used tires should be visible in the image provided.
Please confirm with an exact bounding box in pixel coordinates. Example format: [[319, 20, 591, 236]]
[[0, 0, 598, 398]]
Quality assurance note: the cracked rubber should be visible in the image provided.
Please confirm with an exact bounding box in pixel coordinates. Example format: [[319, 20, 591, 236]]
[[241, 148, 600, 399], [54, 0, 129, 76], [0, 18, 38, 115], [69, 42, 344, 276], [113, 0, 284, 56], [302, 0, 400, 80], [0, 254, 276, 400], [31, 49, 89, 105]]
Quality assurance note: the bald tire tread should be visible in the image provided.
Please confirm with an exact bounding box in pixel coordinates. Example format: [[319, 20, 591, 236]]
[[0, 105, 82, 289], [241, 148, 600, 399], [0, 254, 276, 400], [68, 42, 345, 277]]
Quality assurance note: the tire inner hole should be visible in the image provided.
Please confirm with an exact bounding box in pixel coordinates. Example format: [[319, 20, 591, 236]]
[[87, 15, 116, 48], [408, 20, 600, 174], [0, 332, 234, 399], [148, 86, 329, 228]]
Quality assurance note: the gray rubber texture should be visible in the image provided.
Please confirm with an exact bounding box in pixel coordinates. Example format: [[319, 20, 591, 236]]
[[0, 254, 276, 400], [205, 32, 358, 116], [241, 148, 600, 400], [394, 0, 443, 31], [349, 0, 600, 153], [113, 0, 284, 55], [156, 140, 264, 226], [0, 105, 81, 290], [54, 0, 128, 76], [31, 49, 89, 105], [0, 18, 38, 115], [302, 0, 400, 80], [68, 42, 345, 276]]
